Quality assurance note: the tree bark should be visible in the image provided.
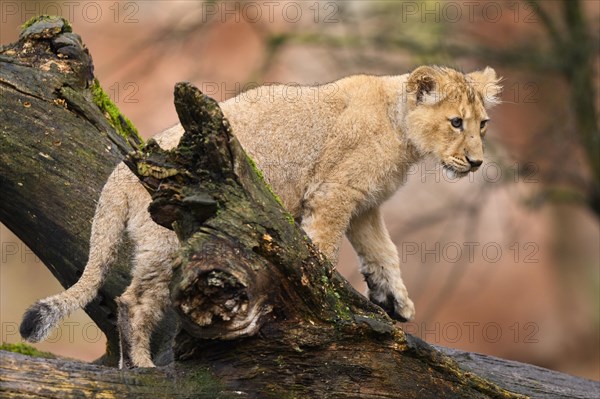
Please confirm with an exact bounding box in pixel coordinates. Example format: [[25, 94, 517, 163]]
[[1, 348, 598, 399], [1, 16, 598, 399]]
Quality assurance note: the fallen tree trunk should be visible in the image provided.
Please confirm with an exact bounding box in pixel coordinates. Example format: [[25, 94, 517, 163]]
[[1, 16, 598, 399], [2, 348, 597, 399]]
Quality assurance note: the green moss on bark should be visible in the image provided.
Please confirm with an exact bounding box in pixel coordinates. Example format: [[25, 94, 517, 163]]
[[0, 342, 55, 359], [21, 15, 72, 31], [245, 153, 297, 225], [90, 78, 141, 143], [245, 154, 283, 204]]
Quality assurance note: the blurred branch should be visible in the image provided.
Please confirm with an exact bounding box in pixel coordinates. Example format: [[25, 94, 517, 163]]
[[525, 0, 564, 50], [279, 32, 560, 72], [560, 0, 600, 213]]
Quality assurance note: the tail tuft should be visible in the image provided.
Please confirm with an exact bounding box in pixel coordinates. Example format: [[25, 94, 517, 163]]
[[20, 302, 56, 342]]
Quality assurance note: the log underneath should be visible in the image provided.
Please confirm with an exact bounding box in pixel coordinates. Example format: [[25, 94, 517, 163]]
[[437, 347, 599, 399], [1, 350, 597, 399]]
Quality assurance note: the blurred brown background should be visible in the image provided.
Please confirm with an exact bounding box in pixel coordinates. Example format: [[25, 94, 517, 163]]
[[1, 0, 598, 380]]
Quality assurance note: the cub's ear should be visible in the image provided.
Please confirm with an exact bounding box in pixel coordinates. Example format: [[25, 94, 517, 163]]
[[407, 66, 443, 105], [467, 67, 502, 108]]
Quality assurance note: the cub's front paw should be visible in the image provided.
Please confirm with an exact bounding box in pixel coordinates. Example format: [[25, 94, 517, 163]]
[[369, 289, 415, 322]]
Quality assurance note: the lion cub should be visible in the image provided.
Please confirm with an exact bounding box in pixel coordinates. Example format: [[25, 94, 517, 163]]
[[20, 66, 501, 368]]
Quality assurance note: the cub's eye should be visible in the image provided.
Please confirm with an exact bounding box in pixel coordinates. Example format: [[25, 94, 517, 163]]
[[480, 119, 489, 129], [449, 117, 463, 129]]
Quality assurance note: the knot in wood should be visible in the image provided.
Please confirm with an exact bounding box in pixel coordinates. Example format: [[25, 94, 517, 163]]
[[178, 269, 249, 327]]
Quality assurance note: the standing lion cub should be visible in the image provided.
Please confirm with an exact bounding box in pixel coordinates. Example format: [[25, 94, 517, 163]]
[[20, 66, 501, 368]]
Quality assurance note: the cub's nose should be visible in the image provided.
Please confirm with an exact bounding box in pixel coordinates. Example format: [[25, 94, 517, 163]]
[[466, 157, 483, 168]]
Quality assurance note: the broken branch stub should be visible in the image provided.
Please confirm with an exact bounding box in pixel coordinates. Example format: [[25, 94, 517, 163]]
[[125, 83, 283, 340]]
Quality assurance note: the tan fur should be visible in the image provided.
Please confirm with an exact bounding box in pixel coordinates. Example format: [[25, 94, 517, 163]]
[[20, 66, 501, 368]]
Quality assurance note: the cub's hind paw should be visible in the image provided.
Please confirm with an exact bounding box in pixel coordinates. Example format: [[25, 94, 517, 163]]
[[134, 358, 156, 368], [119, 354, 155, 369]]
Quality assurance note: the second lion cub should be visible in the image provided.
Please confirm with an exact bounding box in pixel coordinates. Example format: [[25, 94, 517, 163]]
[[21, 66, 501, 368]]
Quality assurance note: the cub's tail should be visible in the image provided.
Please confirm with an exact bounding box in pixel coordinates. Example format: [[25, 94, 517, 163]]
[[20, 165, 129, 342]]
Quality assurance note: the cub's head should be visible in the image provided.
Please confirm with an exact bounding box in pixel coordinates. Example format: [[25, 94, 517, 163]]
[[404, 66, 502, 177]]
